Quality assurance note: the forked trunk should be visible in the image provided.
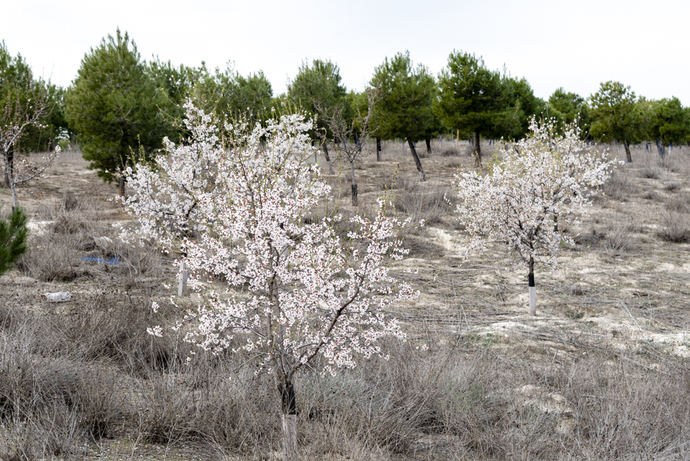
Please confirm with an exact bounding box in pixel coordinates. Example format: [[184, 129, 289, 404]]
[[376, 137, 382, 161], [322, 142, 334, 174], [623, 139, 632, 163], [279, 379, 298, 461], [528, 257, 536, 316], [474, 131, 482, 167], [350, 161, 358, 207], [425, 138, 431, 155], [406, 138, 426, 181]]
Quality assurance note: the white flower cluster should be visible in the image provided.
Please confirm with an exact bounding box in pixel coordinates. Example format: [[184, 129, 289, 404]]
[[456, 118, 618, 268], [125, 102, 416, 377]]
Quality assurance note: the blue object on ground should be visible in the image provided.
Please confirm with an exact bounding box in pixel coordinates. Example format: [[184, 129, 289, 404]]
[[81, 256, 120, 265]]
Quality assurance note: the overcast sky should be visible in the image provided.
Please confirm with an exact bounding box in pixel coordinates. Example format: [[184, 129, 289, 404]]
[[1, 0, 688, 104]]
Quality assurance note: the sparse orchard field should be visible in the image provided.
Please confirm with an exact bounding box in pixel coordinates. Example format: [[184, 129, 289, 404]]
[[0, 140, 688, 460]]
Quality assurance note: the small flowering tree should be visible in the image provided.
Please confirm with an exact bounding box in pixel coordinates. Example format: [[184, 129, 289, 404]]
[[124, 104, 416, 460], [122, 103, 222, 295], [456, 119, 617, 315]]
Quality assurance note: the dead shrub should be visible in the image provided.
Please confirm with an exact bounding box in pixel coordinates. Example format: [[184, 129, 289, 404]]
[[574, 228, 606, 246], [657, 211, 690, 243], [402, 234, 446, 258], [640, 165, 663, 180], [90, 236, 165, 279], [18, 194, 163, 283], [17, 231, 90, 282], [663, 181, 681, 192], [0, 403, 81, 460], [61, 190, 80, 211], [17, 199, 101, 281], [299, 341, 453, 454], [665, 193, 690, 214], [0, 298, 686, 460], [603, 224, 634, 252], [641, 190, 661, 201], [57, 293, 178, 374], [137, 365, 278, 451], [0, 328, 126, 452], [561, 356, 690, 459], [394, 179, 454, 226], [601, 169, 634, 202], [657, 153, 686, 173]]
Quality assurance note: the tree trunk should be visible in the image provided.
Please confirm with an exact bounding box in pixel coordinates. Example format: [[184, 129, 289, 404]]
[[425, 138, 431, 155], [350, 161, 358, 207], [4, 150, 18, 209], [474, 131, 482, 166], [406, 138, 426, 181], [4, 150, 13, 189], [623, 139, 632, 163], [376, 137, 381, 161], [118, 176, 126, 197], [322, 142, 334, 174], [656, 140, 666, 159], [178, 262, 189, 297], [279, 379, 298, 461], [528, 257, 536, 316]]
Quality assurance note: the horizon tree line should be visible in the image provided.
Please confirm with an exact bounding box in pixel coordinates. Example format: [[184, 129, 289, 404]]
[[2, 30, 690, 197]]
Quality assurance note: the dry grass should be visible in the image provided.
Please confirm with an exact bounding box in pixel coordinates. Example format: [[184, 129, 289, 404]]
[[658, 211, 690, 243], [0, 143, 688, 459], [394, 177, 454, 226], [1, 296, 687, 460]]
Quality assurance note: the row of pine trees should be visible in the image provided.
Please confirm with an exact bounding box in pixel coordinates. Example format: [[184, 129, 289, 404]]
[[2, 30, 690, 189]]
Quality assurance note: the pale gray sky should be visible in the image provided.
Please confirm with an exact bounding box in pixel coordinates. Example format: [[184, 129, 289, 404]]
[[1, 0, 688, 104]]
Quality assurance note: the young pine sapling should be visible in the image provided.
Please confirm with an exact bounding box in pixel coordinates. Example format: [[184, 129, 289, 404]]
[[0, 207, 28, 276]]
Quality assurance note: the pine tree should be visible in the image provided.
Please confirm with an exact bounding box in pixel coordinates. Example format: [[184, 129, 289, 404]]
[[65, 30, 173, 195], [589, 81, 643, 163], [0, 207, 28, 276], [435, 51, 504, 164], [370, 51, 435, 180]]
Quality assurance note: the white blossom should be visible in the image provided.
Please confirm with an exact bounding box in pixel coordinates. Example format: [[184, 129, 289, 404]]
[[124, 102, 417, 379], [455, 118, 618, 312]]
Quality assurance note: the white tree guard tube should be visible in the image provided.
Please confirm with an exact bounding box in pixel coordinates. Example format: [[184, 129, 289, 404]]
[[281, 414, 297, 461], [528, 272, 536, 315], [529, 286, 536, 316], [178, 262, 189, 297]]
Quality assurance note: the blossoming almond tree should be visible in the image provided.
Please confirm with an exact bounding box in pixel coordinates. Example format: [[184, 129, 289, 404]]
[[456, 119, 617, 315], [124, 104, 416, 460], [122, 102, 222, 295]]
